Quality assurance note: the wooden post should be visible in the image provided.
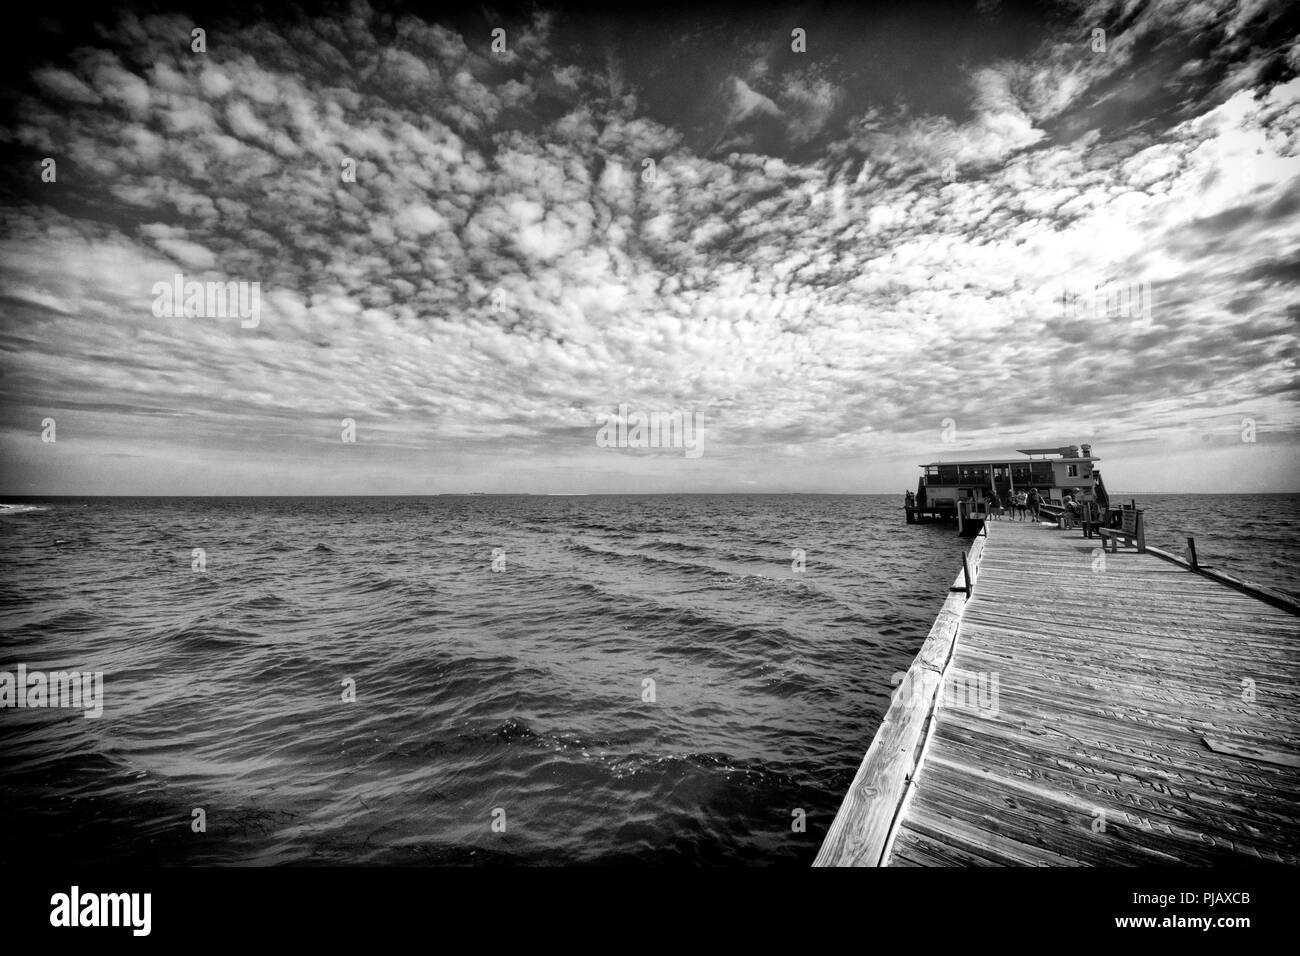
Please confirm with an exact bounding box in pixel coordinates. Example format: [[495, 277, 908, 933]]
[[1186, 535, 1198, 568], [961, 550, 972, 598]]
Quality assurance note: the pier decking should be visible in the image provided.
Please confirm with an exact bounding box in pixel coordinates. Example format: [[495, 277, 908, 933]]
[[816, 519, 1300, 866]]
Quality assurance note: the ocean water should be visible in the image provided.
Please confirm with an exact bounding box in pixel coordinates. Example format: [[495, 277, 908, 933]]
[[0, 493, 1295, 866]]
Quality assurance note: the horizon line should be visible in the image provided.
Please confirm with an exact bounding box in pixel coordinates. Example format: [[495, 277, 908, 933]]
[[4, 490, 1299, 498]]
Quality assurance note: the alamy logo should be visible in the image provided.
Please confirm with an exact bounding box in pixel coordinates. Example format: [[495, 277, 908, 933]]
[[1060, 279, 1151, 326], [50, 886, 151, 936], [595, 404, 704, 459], [891, 667, 999, 717], [0, 665, 103, 718], [151, 273, 260, 328]]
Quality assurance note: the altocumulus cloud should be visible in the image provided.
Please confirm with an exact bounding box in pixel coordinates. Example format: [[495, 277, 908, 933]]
[[0, 0, 1297, 494]]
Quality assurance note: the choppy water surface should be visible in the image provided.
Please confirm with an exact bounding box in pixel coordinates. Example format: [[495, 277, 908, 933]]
[[0, 493, 1295, 865]]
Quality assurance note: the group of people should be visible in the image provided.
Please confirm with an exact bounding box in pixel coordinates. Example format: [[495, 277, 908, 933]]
[[905, 484, 1101, 530], [904, 487, 1047, 520], [980, 488, 1040, 521]]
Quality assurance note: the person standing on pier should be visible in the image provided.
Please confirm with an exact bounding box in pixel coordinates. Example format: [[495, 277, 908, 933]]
[[1027, 487, 1040, 521]]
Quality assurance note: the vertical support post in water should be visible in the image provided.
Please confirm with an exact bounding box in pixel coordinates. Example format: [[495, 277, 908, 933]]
[[961, 550, 972, 598], [957, 499, 964, 536], [1186, 536, 1198, 569]]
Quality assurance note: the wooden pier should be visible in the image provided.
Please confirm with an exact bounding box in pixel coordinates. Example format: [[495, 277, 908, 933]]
[[816, 519, 1300, 866]]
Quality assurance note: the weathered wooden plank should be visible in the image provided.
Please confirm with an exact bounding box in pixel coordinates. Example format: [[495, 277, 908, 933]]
[[1202, 737, 1300, 769]]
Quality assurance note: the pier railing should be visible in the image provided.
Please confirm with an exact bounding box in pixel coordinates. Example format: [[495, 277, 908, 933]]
[[814, 530, 990, 866], [1144, 537, 1300, 615]]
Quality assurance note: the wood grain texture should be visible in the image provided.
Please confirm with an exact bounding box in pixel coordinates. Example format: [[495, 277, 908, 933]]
[[817, 519, 1300, 867]]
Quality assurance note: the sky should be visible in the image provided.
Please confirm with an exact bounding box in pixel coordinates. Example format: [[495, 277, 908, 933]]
[[0, 0, 1298, 495]]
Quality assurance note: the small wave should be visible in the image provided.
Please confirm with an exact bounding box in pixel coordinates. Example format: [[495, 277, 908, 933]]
[[565, 540, 721, 578], [640, 538, 777, 566], [352, 574, 399, 595], [167, 624, 259, 651], [608, 598, 801, 655], [28, 605, 103, 633], [235, 593, 290, 610], [571, 520, 634, 535], [640, 539, 715, 557], [0, 504, 48, 516], [604, 750, 795, 785], [384, 717, 547, 760], [491, 717, 538, 743]]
